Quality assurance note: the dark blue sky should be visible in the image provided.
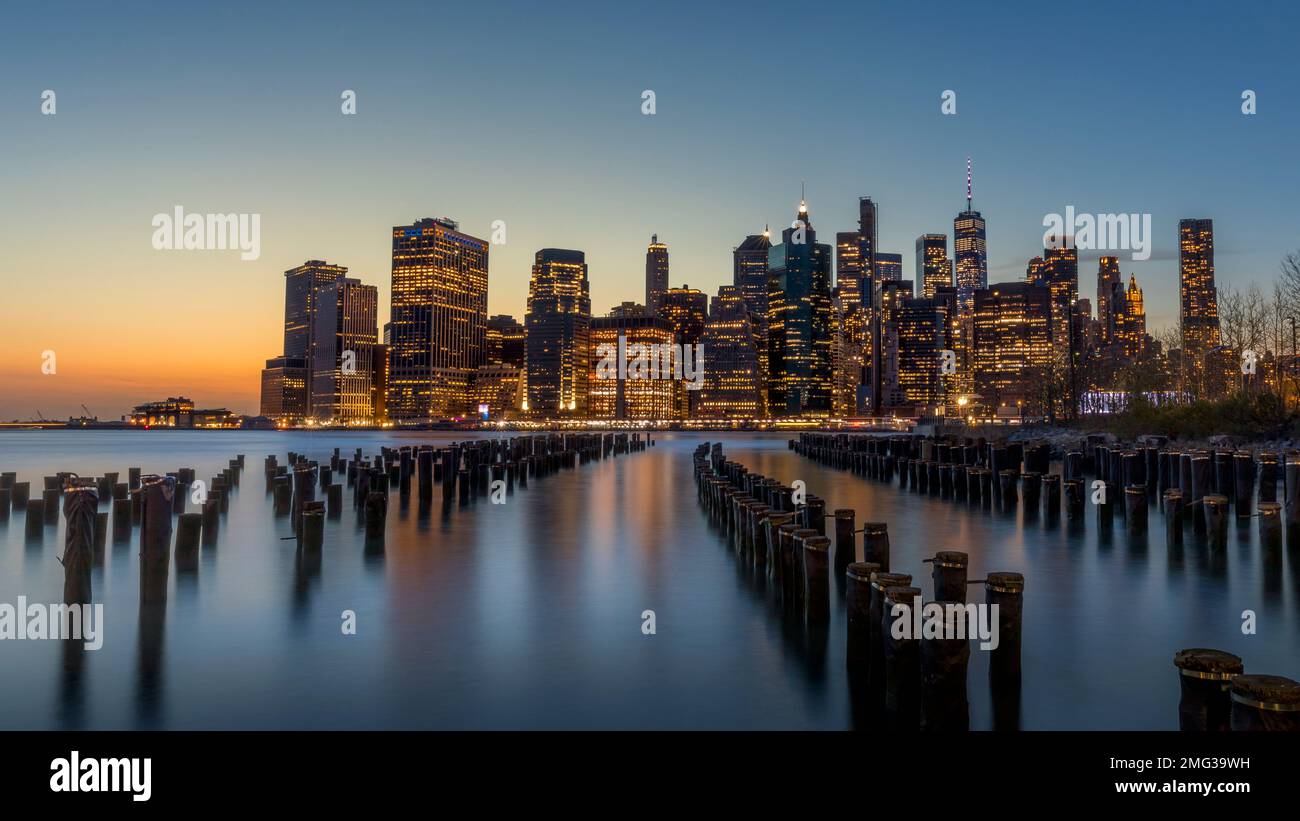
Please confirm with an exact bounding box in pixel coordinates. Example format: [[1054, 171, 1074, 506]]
[[2, 0, 1298, 414]]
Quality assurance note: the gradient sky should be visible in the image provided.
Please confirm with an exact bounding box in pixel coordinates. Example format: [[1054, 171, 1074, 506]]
[[2, 0, 1298, 418]]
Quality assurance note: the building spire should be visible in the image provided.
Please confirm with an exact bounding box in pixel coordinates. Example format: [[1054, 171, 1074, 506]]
[[966, 157, 973, 211]]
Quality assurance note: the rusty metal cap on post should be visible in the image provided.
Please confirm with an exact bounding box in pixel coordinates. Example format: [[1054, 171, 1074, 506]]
[[870, 571, 911, 591], [934, 551, 968, 569], [883, 585, 921, 605], [1173, 648, 1243, 680], [846, 561, 881, 582], [1230, 675, 1300, 712], [802, 535, 831, 554], [833, 508, 854, 520], [986, 572, 1024, 594]]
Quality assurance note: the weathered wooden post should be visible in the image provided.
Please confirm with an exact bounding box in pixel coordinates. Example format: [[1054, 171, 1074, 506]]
[[1233, 452, 1254, 518], [42, 487, 59, 524], [13, 480, 31, 509], [111, 496, 131, 542], [201, 498, 220, 545], [1042, 473, 1060, 517], [802, 535, 831, 625], [1163, 489, 1184, 547], [1021, 472, 1041, 511], [868, 572, 911, 693], [61, 484, 97, 604], [986, 572, 1024, 688], [301, 506, 325, 551], [862, 522, 890, 571], [273, 476, 292, 516], [882, 585, 922, 728], [1172, 648, 1242, 731], [139, 476, 174, 605], [1203, 494, 1229, 546], [1287, 460, 1300, 530], [998, 469, 1018, 512], [1124, 485, 1147, 532], [1258, 452, 1279, 503], [846, 562, 882, 670], [921, 601, 971, 732], [1230, 675, 1300, 731], [1063, 479, 1084, 520], [327, 483, 343, 517], [175, 512, 202, 572], [833, 509, 856, 572], [365, 490, 387, 541], [928, 551, 969, 602], [25, 499, 45, 539], [1258, 501, 1283, 550]]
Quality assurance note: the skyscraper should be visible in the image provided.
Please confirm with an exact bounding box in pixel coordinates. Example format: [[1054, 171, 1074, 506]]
[[1116, 273, 1146, 360], [872, 279, 913, 411], [656, 285, 709, 418], [388, 217, 490, 422], [898, 295, 947, 411], [972, 283, 1052, 415], [766, 200, 834, 416], [260, 259, 348, 421], [310, 277, 379, 422], [1041, 240, 1079, 347], [1179, 218, 1220, 354], [486, 314, 526, 368], [835, 231, 864, 307], [645, 234, 669, 312], [699, 286, 762, 419], [856, 198, 879, 311], [525, 248, 591, 417], [953, 160, 987, 313], [589, 313, 675, 421], [1096, 256, 1123, 347], [874, 253, 903, 283], [916, 234, 952, 298]]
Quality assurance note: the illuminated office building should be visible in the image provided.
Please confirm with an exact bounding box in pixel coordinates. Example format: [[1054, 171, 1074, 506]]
[[875, 252, 903, 283], [645, 234, 670, 312], [953, 160, 987, 313], [733, 230, 772, 411], [260, 259, 349, 421], [897, 295, 947, 411], [971, 282, 1052, 415], [589, 314, 675, 421], [857, 197, 879, 311], [311, 277, 379, 422], [1179, 218, 1220, 354], [388, 217, 490, 422], [916, 234, 952, 298], [525, 248, 591, 417], [766, 200, 834, 416], [472, 364, 523, 419], [486, 314, 526, 368], [699, 286, 762, 418], [872, 279, 913, 411], [836, 231, 864, 308], [1096, 256, 1123, 347], [1040, 240, 1079, 347], [1116, 273, 1146, 360], [657, 285, 708, 418]]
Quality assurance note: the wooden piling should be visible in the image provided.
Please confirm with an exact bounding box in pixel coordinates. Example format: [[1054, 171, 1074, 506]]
[[1203, 494, 1229, 546], [365, 490, 387, 541], [862, 522, 890, 571], [175, 512, 201, 571], [986, 572, 1024, 687], [1233, 452, 1254, 518], [832, 509, 855, 571], [1163, 489, 1184, 547], [929, 551, 969, 603], [882, 585, 922, 727], [868, 572, 912, 694], [61, 486, 97, 604], [802, 535, 831, 624], [921, 601, 971, 732], [846, 562, 882, 669], [1173, 648, 1242, 732], [1230, 674, 1300, 731], [1124, 485, 1147, 532], [139, 476, 174, 605], [111, 497, 131, 541]]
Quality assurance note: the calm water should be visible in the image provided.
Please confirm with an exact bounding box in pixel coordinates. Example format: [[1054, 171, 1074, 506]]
[[0, 430, 1296, 729]]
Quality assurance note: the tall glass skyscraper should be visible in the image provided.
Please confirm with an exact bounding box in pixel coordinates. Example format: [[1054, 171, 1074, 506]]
[[645, 234, 669, 312], [1179, 218, 1221, 354], [388, 217, 490, 422], [310, 277, 379, 422], [953, 161, 987, 313], [733, 230, 772, 414], [916, 234, 952, 298], [766, 200, 833, 416], [525, 248, 591, 417]]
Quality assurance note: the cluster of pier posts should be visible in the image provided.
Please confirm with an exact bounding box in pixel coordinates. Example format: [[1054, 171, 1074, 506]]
[[790, 431, 1300, 730], [693, 441, 1025, 731], [793, 432, 1300, 553], [264, 432, 647, 552]]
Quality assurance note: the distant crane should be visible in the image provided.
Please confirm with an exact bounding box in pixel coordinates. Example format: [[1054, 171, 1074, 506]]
[[81, 404, 93, 418]]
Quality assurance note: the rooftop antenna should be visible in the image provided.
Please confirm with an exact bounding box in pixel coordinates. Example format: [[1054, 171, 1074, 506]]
[[966, 157, 973, 212]]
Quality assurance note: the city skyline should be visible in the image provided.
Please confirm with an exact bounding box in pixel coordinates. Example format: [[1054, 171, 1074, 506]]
[[3, 0, 1299, 418]]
